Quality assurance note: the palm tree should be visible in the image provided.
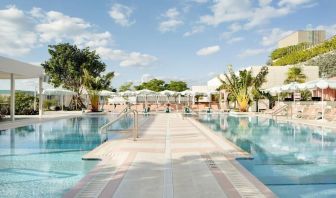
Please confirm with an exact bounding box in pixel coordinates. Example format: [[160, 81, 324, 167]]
[[284, 66, 306, 84], [83, 69, 114, 112], [219, 65, 268, 112]]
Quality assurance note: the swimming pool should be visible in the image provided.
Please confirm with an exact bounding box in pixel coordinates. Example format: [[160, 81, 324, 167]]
[[0, 115, 135, 198], [198, 114, 336, 198]]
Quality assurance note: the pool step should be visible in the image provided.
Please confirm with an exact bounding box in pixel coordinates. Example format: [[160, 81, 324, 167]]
[[74, 152, 128, 198]]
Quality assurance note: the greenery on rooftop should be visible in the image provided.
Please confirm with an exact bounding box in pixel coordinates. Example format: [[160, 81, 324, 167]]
[[271, 36, 336, 66]]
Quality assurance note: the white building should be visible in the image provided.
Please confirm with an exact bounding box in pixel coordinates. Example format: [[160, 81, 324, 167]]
[[207, 65, 319, 90]]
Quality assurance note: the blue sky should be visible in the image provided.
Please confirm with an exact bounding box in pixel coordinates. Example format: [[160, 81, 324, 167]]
[[0, 0, 336, 89]]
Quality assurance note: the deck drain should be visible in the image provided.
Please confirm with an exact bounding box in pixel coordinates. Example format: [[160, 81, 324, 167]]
[[202, 155, 218, 169]]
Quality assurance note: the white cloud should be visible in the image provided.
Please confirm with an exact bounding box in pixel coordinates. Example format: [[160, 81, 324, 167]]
[[244, 6, 291, 29], [238, 48, 268, 57], [259, 0, 272, 7], [261, 28, 293, 46], [227, 37, 244, 44], [316, 24, 336, 38], [183, 26, 205, 37], [200, 0, 317, 29], [0, 6, 157, 68], [220, 23, 242, 39], [159, 8, 183, 32], [0, 5, 38, 56], [200, 0, 252, 26], [109, 3, 135, 27], [191, 0, 208, 3], [95, 47, 157, 67], [36, 11, 91, 43], [278, 0, 313, 7], [141, 74, 155, 83], [196, 45, 220, 56], [120, 52, 158, 67]]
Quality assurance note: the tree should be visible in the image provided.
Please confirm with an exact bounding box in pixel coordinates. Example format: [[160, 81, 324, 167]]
[[119, 82, 133, 92], [83, 69, 114, 112], [134, 79, 165, 92], [219, 65, 268, 112], [165, 81, 188, 92], [284, 66, 306, 84], [42, 43, 107, 109]]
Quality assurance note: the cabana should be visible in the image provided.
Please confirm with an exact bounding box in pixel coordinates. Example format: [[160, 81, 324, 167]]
[[0, 56, 44, 121]]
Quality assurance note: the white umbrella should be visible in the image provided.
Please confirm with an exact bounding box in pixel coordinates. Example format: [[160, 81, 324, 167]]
[[108, 96, 126, 104], [160, 90, 177, 96], [119, 90, 136, 97], [280, 82, 301, 92], [266, 86, 282, 102], [43, 87, 76, 111], [136, 89, 156, 107], [100, 90, 116, 96], [160, 90, 177, 103], [304, 79, 336, 120], [180, 90, 194, 106]]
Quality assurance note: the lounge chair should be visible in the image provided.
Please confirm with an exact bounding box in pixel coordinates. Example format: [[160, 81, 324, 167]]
[[299, 106, 321, 120], [264, 103, 287, 114], [324, 108, 336, 121]]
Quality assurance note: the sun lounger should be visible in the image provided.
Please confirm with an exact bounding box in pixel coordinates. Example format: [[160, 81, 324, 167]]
[[324, 108, 336, 121], [299, 106, 321, 120], [264, 103, 287, 115]]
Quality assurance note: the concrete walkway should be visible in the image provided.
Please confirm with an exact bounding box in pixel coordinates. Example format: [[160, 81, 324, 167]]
[[64, 114, 275, 198]]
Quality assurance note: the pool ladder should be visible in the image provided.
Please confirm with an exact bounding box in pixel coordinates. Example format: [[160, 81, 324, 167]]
[[99, 107, 139, 142]]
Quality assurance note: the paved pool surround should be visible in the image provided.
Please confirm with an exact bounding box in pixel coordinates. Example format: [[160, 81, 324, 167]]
[[64, 113, 275, 198]]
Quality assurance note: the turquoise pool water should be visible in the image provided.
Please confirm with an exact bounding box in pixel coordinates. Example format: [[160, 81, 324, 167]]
[[198, 114, 336, 198], [0, 115, 134, 198]]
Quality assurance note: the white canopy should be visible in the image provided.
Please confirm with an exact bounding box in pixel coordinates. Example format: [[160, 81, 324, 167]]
[[0, 56, 44, 79], [302, 79, 336, 90], [119, 90, 136, 96], [43, 87, 76, 96], [136, 89, 156, 95], [180, 90, 194, 96], [108, 96, 126, 104], [280, 82, 300, 92], [160, 90, 177, 96], [0, 56, 44, 120], [100, 90, 116, 97]]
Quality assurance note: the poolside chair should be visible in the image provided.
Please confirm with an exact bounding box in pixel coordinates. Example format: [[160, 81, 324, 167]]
[[299, 106, 321, 120], [264, 103, 287, 115], [324, 108, 336, 121]]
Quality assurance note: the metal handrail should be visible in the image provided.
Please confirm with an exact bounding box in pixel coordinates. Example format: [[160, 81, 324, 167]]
[[99, 106, 139, 142]]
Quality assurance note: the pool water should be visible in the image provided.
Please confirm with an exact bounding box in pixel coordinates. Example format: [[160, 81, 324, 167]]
[[198, 114, 336, 198], [0, 115, 134, 198]]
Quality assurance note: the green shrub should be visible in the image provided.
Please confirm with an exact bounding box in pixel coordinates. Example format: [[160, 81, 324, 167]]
[[306, 53, 336, 77], [272, 36, 336, 66], [43, 99, 57, 110], [271, 42, 310, 60], [15, 92, 38, 115]]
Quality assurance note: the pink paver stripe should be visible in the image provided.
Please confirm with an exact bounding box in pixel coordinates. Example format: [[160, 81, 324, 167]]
[[201, 153, 241, 197], [64, 114, 275, 198], [98, 152, 137, 198]]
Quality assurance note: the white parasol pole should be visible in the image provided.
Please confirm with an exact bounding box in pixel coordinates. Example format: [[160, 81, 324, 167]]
[[322, 88, 324, 120]]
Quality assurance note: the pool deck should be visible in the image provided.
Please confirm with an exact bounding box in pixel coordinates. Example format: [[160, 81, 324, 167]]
[[64, 113, 275, 198]]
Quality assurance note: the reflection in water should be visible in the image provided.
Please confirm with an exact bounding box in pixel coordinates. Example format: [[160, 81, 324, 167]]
[[0, 115, 130, 198], [198, 114, 336, 197]]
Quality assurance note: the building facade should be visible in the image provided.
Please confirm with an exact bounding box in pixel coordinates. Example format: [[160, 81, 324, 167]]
[[278, 30, 326, 48], [208, 65, 320, 90]]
